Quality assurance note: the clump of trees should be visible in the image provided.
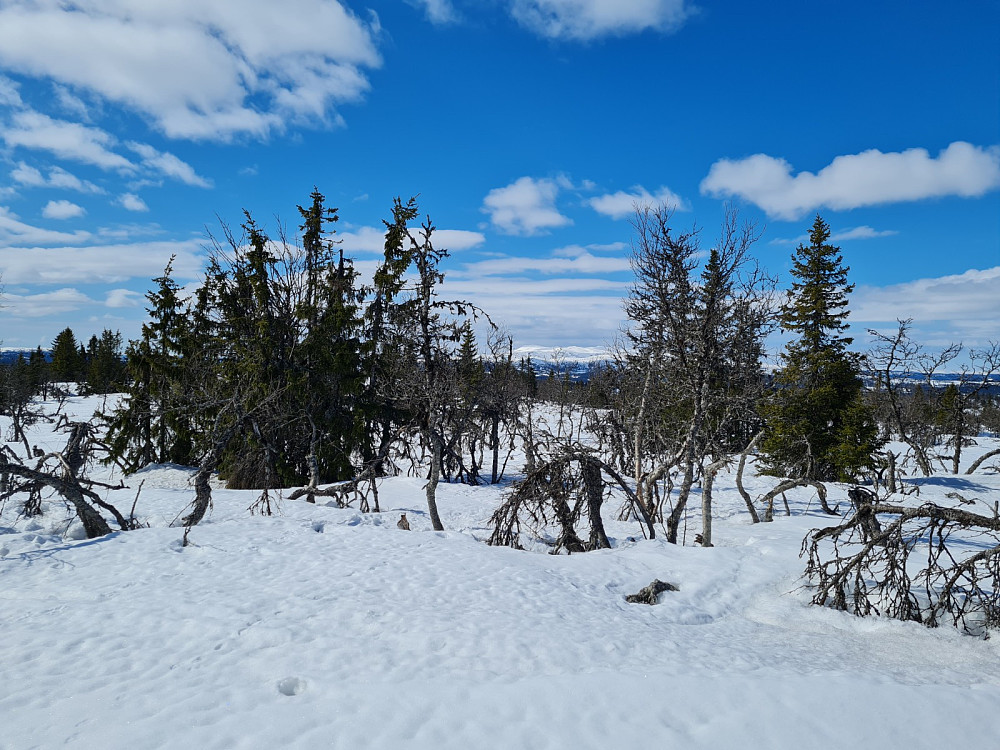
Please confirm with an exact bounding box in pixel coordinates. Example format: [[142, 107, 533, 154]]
[[99, 190, 526, 531], [3, 197, 999, 636]]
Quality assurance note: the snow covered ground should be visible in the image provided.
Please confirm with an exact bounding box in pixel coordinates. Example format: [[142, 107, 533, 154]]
[[2, 395, 999, 749]]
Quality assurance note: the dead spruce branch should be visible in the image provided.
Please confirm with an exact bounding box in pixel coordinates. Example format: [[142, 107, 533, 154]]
[[803, 486, 1000, 637], [0, 420, 132, 538]]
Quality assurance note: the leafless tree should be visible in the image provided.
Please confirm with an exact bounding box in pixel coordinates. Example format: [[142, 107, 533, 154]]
[[620, 204, 774, 544], [869, 320, 1000, 475], [488, 447, 649, 552]]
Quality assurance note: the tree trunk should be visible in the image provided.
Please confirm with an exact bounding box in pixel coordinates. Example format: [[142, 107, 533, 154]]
[[700, 457, 728, 547], [967, 448, 1000, 475], [581, 458, 611, 550], [735, 430, 763, 524], [490, 414, 500, 484], [425, 429, 445, 531]]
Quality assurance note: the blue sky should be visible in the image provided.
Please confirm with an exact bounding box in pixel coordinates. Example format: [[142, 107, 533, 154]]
[[1, 0, 998, 358]]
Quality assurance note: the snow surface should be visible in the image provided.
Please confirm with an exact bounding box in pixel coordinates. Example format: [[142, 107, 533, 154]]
[[2, 395, 1000, 749]]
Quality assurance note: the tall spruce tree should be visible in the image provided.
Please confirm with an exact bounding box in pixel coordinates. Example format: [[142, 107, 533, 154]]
[[759, 215, 881, 481], [103, 259, 192, 471]]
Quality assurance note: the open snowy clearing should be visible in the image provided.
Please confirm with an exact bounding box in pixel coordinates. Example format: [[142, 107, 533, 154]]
[[2, 395, 999, 749]]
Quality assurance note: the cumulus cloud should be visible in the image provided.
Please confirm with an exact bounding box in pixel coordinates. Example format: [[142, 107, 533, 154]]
[[339, 226, 385, 253], [42, 199, 86, 220], [461, 251, 630, 277], [482, 177, 572, 236], [118, 193, 149, 212], [0, 1, 381, 140], [509, 0, 693, 41], [701, 142, 1000, 220], [588, 184, 687, 219], [854, 267, 1000, 325], [433, 229, 486, 251], [442, 276, 626, 347]]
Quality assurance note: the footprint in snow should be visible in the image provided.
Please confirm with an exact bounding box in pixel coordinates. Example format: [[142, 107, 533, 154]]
[[277, 677, 307, 697]]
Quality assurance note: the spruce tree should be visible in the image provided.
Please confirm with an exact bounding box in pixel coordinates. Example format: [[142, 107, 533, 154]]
[[50, 327, 82, 384], [759, 215, 881, 481]]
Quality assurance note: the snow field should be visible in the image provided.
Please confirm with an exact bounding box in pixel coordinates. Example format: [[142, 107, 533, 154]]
[[2, 396, 1000, 749]]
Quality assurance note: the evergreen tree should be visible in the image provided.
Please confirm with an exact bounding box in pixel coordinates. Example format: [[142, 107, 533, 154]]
[[50, 327, 82, 383], [28, 346, 49, 399], [85, 329, 125, 394], [759, 216, 881, 481], [295, 188, 366, 483], [103, 259, 196, 471]]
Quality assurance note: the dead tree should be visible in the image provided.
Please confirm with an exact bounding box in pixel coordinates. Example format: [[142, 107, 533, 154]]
[[803, 487, 1000, 636], [488, 450, 649, 553], [760, 478, 836, 521], [967, 448, 1000, 475], [0, 420, 131, 538]]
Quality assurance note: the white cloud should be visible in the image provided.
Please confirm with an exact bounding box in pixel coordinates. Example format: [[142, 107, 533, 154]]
[[433, 229, 485, 251], [340, 225, 484, 254], [127, 142, 212, 188], [53, 84, 90, 120], [853, 267, 1000, 348], [105, 288, 144, 308], [509, 0, 693, 41], [701, 142, 1000, 220], [42, 199, 86, 220], [589, 184, 687, 219], [460, 250, 630, 277], [854, 267, 1000, 324], [0, 240, 205, 285], [3, 111, 135, 172], [482, 176, 572, 236], [770, 225, 898, 246], [0, 206, 92, 245], [0, 73, 22, 106], [0, 1, 381, 141], [11, 162, 105, 194], [442, 276, 625, 347], [409, 0, 459, 24], [118, 193, 150, 213], [1, 287, 94, 318], [339, 226, 385, 253]]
